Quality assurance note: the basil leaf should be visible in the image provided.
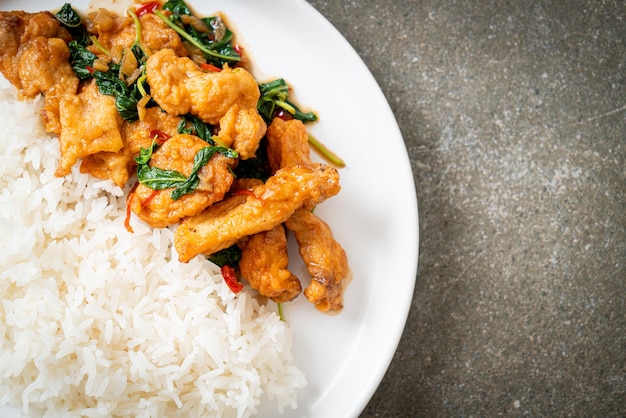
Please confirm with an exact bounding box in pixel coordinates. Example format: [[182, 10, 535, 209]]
[[208, 244, 242, 268], [136, 144, 238, 201], [68, 41, 97, 80], [162, 0, 192, 17], [177, 114, 214, 143], [170, 146, 225, 200], [56, 3, 81, 27], [137, 164, 187, 190], [116, 96, 139, 123], [55, 4, 90, 46], [93, 68, 127, 97], [135, 141, 157, 165], [156, 2, 240, 66], [257, 78, 318, 123]]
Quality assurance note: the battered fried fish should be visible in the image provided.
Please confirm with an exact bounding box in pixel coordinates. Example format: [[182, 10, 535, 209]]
[[0, 11, 78, 135], [146, 48, 266, 159], [239, 224, 302, 303], [129, 133, 235, 228], [285, 208, 350, 313], [174, 163, 341, 262], [266, 118, 350, 313]]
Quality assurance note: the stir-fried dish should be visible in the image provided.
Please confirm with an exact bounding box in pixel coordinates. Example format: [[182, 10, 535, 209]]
[[0, 1, 350, 313]]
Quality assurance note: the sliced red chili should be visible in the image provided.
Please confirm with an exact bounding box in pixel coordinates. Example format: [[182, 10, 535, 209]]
[[200, 63, 222, 72], [124, 183, 140, 233], [136, 1, 160, 17], [86, 66, 95, 74], [149, 129, 171, 145], [124, 194, 135, 233], [221, 265, 243, 293], [141, 189, 160, 208], [275, 109, 293, 121]]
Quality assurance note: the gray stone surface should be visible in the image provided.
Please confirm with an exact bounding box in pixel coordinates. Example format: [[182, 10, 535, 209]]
[[305, 0, 626, 416]]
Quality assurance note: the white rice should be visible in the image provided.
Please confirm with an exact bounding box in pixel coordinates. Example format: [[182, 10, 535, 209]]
[[0, 77, 306, 418]]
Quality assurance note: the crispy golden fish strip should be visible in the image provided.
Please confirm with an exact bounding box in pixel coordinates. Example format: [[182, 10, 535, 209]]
[[285, 208, 350, 313], [175, 163, 341, 262], [18, 37, 79, 135], [267, 118, 350, 313], [57, 80, 124, 177], [80, 107, 183, 187], [239, 224, 302, 303]]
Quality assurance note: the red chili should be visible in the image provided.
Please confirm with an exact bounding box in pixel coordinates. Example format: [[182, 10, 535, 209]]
[[141, 189, 160, 208], [221, 265, 243, 293], [275, 109, 293, 121], [200, 63, 222, 72], [124, 183, 140, 233], [86, 66, 95, 74], [124, 194, 135, 233], [149, 129, 171, 145], [136, 1, 160, 17], [234, 44, 242, 55]]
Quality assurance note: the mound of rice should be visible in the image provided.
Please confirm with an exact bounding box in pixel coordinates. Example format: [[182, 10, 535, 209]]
[[0, 78, 306, 417]]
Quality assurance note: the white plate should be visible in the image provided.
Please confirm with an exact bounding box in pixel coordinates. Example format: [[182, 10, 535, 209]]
[[0, 1, 419, 417]]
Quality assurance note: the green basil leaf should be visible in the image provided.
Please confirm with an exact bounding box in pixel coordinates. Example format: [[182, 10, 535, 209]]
[[137, 164, 187, 190], [94, 69, 128, 97], [162, 0, 192, 17], [68, 41, 96, 80], [135, 141, 157, 165], [55, 4, 90, 46], [170, 146, 237, 200], [257, 78, 318, 123], [115, 96, 139, 123], [170, 175, 200, 200], [177, 114, 214, 143], [136, 143, 238, 201], [208, 244, 242, 268], [56, 3, 82, 27]]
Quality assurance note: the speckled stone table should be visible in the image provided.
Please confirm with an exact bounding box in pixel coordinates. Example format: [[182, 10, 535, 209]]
[[305, 1, 626, 416]]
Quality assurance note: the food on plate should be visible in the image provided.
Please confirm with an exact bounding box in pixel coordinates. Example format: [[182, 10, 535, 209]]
[[174, 163, 341, 262], [0, 0, 351, 415], [129, 133, 236, 228], [266, 118, 350, 312], [0, 78, 307, 417], [0, 10, 78, 134], [239, 223, 303, 303]]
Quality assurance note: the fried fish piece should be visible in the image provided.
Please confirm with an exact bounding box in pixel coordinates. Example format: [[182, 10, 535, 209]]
[[266, 117, 312, 171], [80, 107, 183, 187], [129, 134, 235, 228], [56, 80, 124, 177], [146, 49, 265, 158], [174, 163, 341, 262], [0, 11, 71, 89], [18, 36, 79, 135], [284, 208, 350, 313], [239, 224, 302, 303], [217, 105, 267, 160], [266, 118, 351, 313], [0, 11, 78, 134], [86, 12, 188, 58]]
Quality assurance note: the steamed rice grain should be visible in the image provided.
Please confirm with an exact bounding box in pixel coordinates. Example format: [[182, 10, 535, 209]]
[[0, 77, 306, 417]]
